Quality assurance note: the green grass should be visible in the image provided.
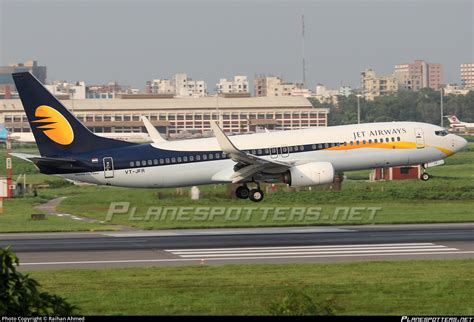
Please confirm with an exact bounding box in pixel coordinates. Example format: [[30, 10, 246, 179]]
[[28, 259, 474, 315], [0, 196, 117, 233]]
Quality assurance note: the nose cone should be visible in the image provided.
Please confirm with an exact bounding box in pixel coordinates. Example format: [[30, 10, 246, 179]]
[[454, 135, 468, 152]]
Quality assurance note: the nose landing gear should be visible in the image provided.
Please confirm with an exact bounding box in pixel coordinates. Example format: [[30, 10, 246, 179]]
[[235, 183, 264, 202], [420, 172, 431, 181]]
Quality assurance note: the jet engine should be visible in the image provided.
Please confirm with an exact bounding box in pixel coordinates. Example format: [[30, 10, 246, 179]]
[[282, 162, 335, 187]]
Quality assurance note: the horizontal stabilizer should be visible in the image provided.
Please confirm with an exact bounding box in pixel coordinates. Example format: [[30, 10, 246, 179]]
[[12, 152, 77, 166]]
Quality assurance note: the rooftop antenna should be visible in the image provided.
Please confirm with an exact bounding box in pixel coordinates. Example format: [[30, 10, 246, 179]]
[[302, 14, 306, 88]]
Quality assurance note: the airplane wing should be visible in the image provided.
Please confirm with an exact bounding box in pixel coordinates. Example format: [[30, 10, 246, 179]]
[[210, 121, 293, 183]]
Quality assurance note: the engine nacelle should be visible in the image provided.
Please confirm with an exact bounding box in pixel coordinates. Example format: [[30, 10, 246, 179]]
[[283, 162, 335, 187]]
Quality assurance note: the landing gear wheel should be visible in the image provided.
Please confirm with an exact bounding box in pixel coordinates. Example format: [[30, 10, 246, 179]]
[[235, 186, 250, 199], [420, 173, 430, 181], [249, 189, 264, 202]]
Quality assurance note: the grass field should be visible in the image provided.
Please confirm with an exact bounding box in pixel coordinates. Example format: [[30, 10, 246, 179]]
[[28, 259, 474, 315], [1, 143, 473, 231]]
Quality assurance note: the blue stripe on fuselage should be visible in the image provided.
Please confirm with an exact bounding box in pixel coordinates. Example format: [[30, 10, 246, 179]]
[[38, 141, 343, 175]]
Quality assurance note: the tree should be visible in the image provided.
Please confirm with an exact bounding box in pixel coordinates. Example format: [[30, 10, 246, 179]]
[[0, 247, 78, 316]]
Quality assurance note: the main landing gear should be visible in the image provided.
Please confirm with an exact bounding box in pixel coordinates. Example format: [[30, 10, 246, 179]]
[[235, 184, 264, 202]]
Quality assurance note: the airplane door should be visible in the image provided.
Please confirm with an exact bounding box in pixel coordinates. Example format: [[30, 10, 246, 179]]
[[103, 157, 114, 179], [414, 128, 425, 149]]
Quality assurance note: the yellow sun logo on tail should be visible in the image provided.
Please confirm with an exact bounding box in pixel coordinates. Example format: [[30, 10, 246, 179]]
[[32, 105, 74, 145]]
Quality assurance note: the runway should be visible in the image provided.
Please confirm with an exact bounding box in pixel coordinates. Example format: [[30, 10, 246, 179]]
[[1, 223, 472, 269]]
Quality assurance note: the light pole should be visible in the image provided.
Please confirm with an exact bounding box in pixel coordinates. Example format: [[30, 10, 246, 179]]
[[440, 87, 444, 127], [356, 94, 362, 124]]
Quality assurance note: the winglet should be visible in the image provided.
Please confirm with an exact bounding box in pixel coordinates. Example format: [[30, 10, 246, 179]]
[[141, 116, 167, 145], [210, 121, 240, 154]]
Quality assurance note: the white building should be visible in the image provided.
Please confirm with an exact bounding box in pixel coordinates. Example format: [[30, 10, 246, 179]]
[[216, 76, 249, 94], [175, 73, 207, 98], [314, 84, 339, 105], [339, 86, 352, 97], [146, 79, 175, 94], [444, 84, 470, 96], [45, 81, 86, 99], [146, 73, 207, 98]]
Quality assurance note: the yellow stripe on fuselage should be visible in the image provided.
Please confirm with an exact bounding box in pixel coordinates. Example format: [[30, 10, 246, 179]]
[[325, 141, 454, 156]]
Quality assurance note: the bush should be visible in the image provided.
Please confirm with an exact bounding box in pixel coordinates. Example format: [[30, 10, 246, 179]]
[[267, 289, 336, 316], [0, 247, 78, 316]]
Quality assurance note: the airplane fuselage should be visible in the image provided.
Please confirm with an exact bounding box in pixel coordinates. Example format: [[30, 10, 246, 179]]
[[56, 121, 467, 188]]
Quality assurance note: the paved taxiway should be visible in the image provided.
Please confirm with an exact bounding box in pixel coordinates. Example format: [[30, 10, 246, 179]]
[[0, 223, 472, 269]]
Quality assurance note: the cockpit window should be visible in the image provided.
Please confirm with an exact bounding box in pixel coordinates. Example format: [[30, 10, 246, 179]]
[[435, 130, 449, 136]]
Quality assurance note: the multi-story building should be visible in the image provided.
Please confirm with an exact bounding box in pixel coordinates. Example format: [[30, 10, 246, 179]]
[[145, 73, 207, 98], [460, 63, 474, 89], [0, 60, 47, 85], [394, 60, 443, 91], [254, 76, 305, 97], [86, 82, 130, 99], [361, 69, 398, 100], [216, 76, 249, 94], [145, 79, 175, 94], [0, 96, 329, 137], [314, 84, 339, 105], [0, 60, 47, 99], [45, 81, 86, 99]]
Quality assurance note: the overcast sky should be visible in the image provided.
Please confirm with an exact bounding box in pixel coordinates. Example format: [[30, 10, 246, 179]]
[[0, 0, 472, 91]]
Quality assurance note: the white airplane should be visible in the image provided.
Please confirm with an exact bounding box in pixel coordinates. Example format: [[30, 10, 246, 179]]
[[445, 115, 474, 131], [6, 130, 152, 143], [11, 72, 468, 202]]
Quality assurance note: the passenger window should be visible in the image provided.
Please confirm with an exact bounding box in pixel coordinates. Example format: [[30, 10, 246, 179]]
[[171, 157, 176, 163], [159, 159, 164, 164], [141, 160, 146, 166], [189, 156, 194, 161], [356, 141, 360, 145], [148, 160, 152, 165], [209, 154, 213, 160], [196, 155, 201, 161], [153, 159, 158, 165], [183, 156, 188, 162], [165, 158, 170, 164], [177, 157, 182, 163], [202, 155, 207, 160], [391, 137, 395, 142], [257, 149, 262, 155], [215, 153, 220, 159], [397, 137, 401, 141], [129, 161, 134, 167], [385, 138, 390, 143], [374, 139, 378, 143]]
